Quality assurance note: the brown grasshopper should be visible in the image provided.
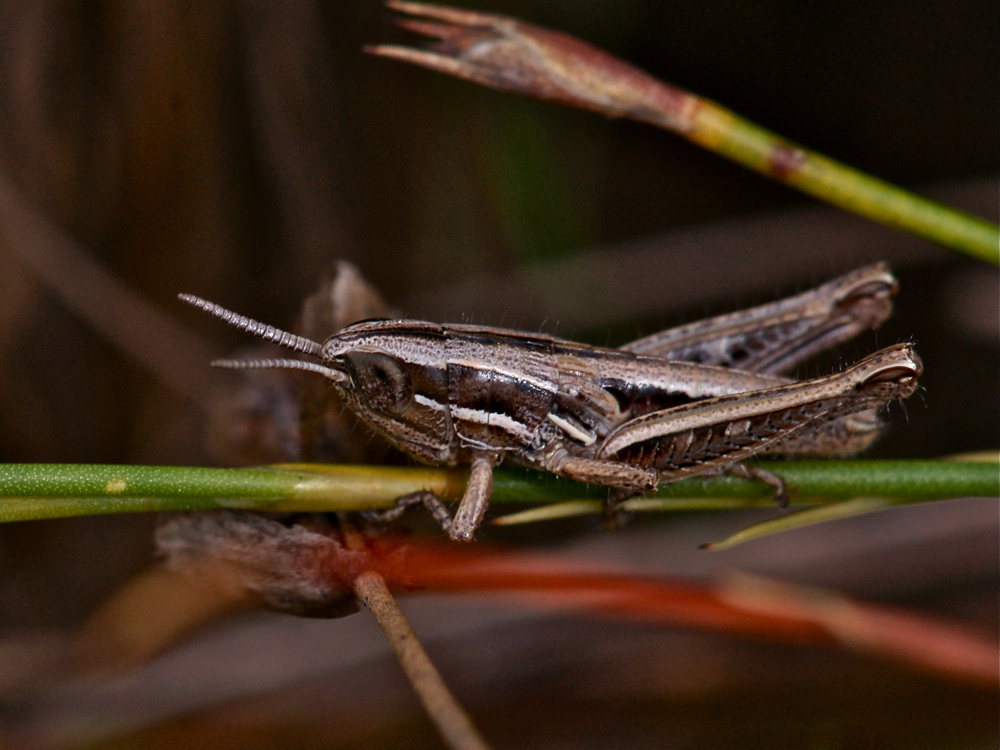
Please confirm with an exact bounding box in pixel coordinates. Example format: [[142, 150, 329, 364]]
[[181, 263, 920, 541]]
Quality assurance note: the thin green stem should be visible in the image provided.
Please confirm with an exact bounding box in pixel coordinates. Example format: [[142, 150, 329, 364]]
[[372, 3, 1000, 263], [0, 460, 994, 523], [685, 104, 999, 263]]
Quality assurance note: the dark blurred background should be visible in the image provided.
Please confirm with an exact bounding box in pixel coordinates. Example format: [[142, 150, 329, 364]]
[[0, 1, 996, 747]]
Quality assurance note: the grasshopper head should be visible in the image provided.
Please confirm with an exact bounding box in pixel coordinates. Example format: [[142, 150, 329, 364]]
[[319, 319, 447, 421], [318, 320, 455, 461], [179, 296, 456, 463]]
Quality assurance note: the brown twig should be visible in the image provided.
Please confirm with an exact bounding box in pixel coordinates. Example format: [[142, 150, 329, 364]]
[[0, 166, 219, 408], [354, 570, 492, 750]]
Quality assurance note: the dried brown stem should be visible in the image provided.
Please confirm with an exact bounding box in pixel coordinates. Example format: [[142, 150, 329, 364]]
[[372, 0, 695, 129], [0, 167, 220, 408], [353, 570, 492, 750]]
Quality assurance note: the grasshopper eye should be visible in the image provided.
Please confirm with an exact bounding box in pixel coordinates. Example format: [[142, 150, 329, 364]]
[[345, 351, 414, 417]]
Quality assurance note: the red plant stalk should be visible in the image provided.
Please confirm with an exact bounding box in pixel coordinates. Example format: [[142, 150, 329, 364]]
[[151, 514, 998, 688], [359, 535, 998, 687]]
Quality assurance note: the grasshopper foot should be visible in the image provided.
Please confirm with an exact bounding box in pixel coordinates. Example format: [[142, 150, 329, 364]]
[[723, 464, 789, 508], [363, 491, 454, 532], [602, 487, 638, 531]]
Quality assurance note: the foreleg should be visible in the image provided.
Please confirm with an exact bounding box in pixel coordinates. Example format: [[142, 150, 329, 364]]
[[363, 491, 453, 532], [449, 455, 497, 542], [363, 453, 498, 541]]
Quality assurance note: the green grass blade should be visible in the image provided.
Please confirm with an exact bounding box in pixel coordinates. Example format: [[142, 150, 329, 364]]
[[700, 497, 896, 550]]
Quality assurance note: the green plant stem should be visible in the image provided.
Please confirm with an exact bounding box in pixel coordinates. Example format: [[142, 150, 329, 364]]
[[0, 460, 994, 523], [373, 3, 1000, 263], [683, 103, 999, 263]]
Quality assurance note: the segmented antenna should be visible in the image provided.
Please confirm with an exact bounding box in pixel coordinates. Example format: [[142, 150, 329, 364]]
[[211, 357, 347, 383], [178, 294, 322, 357]]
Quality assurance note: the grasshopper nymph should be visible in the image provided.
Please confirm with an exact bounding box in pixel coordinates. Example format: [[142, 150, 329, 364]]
[[181, 263, 921, 541]]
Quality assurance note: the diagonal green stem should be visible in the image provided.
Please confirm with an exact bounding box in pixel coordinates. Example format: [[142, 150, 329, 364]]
[[0, 460, 994, 523], [680, 104, 998, 263], [373, 2, 999, 263]]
